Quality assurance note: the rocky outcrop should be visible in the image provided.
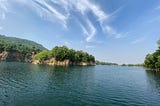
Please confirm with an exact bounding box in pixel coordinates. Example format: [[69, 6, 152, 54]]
[[0, 51, 8, 61], [0, 51, 95, 66], [0, 51, 33, 62], [32, 58, 70, 66], [32, 58, 95, 66]]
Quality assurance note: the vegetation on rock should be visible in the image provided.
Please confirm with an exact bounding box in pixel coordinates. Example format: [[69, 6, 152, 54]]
[[144, 39, 160, 69], [34, 46, 95, 63]]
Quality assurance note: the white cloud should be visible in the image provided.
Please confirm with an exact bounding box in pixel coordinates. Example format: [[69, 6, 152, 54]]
[[1, 12, 6, 20], [0, 0, 8, 11], [34, 0, 69, 28], [75, 0, 108, 22], [86, 19, 96, 42], [0, 0, 9, 20], [64, 41, 71, 46], [51, 0, 70, 12], [131, 36, 146, 44], [0, 26, 3, 30], [115, 32, 129, 39], [49, 0, 108, 32], [1, 0, 125, 42], [6, 0, 69, 28], [155, 6, 160, 10], [101, 25, 129, 39], [0, 12, 6, 20], [80, 18, 96, 42], [38, 0, 108, 41], [86, 45, 95, 49], [147, 16, 160, 23]]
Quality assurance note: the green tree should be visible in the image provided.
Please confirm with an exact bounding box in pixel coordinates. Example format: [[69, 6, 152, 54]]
[[34, 50, 49, 61], [155, 56, 160, 68]]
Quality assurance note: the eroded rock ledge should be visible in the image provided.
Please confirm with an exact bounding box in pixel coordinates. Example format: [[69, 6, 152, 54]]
[[32, 58, 95, 66]]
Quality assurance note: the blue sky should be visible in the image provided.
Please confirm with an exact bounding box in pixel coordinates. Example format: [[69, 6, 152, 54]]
[[0, 0, 160, 64]]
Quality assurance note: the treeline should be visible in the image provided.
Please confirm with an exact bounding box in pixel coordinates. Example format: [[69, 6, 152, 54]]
[[0, 40, 42, 57], [144, 40, 160, 69], [96, 60, 118, 65], [121, 64, 143, 67], [34, 46, 95, 62]]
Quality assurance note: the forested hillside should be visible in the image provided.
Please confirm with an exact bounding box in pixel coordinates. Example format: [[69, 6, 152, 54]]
[[0, 35, 46, 50], [0, 35, 46, 62]]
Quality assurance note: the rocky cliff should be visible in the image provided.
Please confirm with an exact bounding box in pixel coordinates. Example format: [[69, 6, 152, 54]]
[[32, 58, 95, 66], [0, 51, 33, 62]]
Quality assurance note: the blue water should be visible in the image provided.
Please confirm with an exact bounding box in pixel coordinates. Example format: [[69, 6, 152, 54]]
[[0, 62, 160, 106]]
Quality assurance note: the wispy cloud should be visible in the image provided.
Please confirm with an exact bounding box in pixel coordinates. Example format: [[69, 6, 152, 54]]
[[59, 40, 72, 47], [34, 0, 69, 28], [64, 41, 72, 46], [85, 45, 95, 49], [115, 32, 129, 39], [81, 0, 108, 23], [32, 0, 117, 41], [0, 0, 9, 20], [1, 12, 6, 20], [147, 16, 160, 23], [0, 12, 6, 20], [50, 0, 106, 42], [1, 0, 125, 42], [0, 26, 3, 30], [101, 7, 125, 39], [102, 25, 126, 39], [108, 6, 124, 18], [131, 36, 146, 44], [146, 5, 160, 23], [80, 18, 96, 42], [155, 5, 160, 10], [0, 0, 8, 11]]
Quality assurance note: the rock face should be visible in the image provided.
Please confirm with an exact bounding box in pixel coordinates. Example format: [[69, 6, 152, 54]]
[[32, 58, 95, 66], [0, 51, 33, 62], [32, 58, 70, 66], [0, 51, 8, 61]]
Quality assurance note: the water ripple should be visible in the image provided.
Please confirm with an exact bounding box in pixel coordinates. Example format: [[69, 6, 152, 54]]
[[0, 63, 160, 106]]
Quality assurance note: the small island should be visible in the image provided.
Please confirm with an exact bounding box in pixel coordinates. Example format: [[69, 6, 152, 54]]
[[33, 46, 95, 66], [0, 35, 95, 66]]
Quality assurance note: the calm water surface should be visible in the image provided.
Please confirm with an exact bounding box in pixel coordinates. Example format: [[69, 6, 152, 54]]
[[0, 62, 160, 106]]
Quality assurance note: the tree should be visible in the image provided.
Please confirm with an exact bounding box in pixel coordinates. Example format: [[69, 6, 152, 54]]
[[34, 50, 49, 61], [51, 46, 70, 61], [155, 56, 160, 68]]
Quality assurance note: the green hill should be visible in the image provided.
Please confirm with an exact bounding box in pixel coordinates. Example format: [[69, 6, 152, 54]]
[[0, 35, 47, 50]]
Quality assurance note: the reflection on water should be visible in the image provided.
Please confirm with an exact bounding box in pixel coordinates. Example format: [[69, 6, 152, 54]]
[[145, 70, 160, 93]]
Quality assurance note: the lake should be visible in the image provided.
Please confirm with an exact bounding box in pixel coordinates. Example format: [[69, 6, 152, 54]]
[[0, 62, 160, 106]]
